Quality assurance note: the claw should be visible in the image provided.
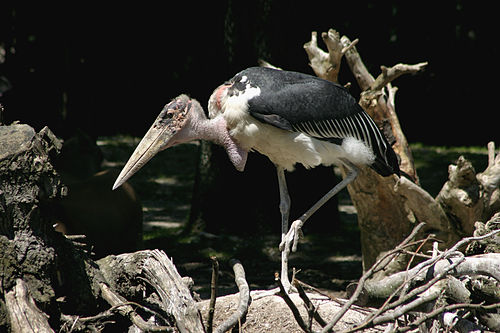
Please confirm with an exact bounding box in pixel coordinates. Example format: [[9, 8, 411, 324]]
[[279, 219, 304, 253]]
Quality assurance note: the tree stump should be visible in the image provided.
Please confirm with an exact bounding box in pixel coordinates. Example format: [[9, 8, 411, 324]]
[[0, 124, 66, 331], [0, 124, 203, 332]]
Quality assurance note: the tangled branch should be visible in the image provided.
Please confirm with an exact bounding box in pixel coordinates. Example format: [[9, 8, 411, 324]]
[[277, 221, 500, 333]]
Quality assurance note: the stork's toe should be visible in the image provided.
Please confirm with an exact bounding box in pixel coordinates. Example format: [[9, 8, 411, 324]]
[[279, 219, 304, 253]]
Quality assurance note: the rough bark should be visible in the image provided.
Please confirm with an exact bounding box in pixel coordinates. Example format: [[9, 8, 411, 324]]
[[0, 123, 202, 332], [0, 124, 67, 331]]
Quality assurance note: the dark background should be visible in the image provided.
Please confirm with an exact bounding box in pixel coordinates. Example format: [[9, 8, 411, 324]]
[[0, 1, 497, 145]]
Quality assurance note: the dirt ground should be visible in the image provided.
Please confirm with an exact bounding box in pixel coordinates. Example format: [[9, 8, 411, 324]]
[[198, 292, 385, 332], [97, 136, 490, 300]]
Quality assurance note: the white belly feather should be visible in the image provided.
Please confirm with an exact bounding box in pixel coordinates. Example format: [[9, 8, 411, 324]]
[[225, 110, 374, 171], [212, 81, 375, 171]]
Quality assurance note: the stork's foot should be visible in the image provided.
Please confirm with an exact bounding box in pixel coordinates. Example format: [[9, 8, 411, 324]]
[[279, 219, 304, 253]]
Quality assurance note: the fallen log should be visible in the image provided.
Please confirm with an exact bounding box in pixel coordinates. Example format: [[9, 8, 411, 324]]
[[97, 250, 205, 333], [4, 279, 54, 333]]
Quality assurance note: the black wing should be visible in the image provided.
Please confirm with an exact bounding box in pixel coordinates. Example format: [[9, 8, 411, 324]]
[[229, 67, 400, 176]]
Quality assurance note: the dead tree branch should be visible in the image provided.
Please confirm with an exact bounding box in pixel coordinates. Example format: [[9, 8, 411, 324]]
[[98, 250, 204, 333], [364, 229, 500, 299], [303, 29, 358, 83], [207, 256, 219, 333], [275, 273, 313, 333], [370, 62, 428, 91], [318, 223, 426, 333], [214, 259, 250, 333], [4, 279, 54, 333], [266, 221, 498, 333], [99, 282, 173, 332], [293, 279, 329, 329]]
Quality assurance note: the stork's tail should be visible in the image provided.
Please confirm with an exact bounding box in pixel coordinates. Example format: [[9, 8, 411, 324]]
[[370, 144, 400, 177]]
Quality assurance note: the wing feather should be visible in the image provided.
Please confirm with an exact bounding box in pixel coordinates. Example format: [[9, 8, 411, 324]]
[[225, 67, 400, 175]]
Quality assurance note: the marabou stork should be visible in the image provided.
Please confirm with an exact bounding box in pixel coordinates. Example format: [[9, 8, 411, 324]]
[[113, 67, 400, 291]]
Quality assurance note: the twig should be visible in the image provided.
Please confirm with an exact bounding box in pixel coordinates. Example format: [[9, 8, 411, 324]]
[[319, 222, 426, 333], [487, 141, 495, 167], [383, 255, 465, 313], [364, 229, 500, 299], [341, 38, 359, 54], [275, 273, 314, 333], [214, 259, 250, 333], [370, 62, 428, 91], [405, 232, 433, 271], [400, 249, 432, 259], [371, 283, 444, 327], [341, 229, 500, 332], [207, 256, 219, 333], [339, 254, 464, 333], [62, 300, 169, 327], [99, 282, 174, 332], [396, 302, 500, 332], [293, 278, 329, 330]]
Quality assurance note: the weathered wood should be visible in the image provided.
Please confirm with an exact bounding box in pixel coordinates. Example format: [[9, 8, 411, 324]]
[[303, 29, 358, 83], [214, 259, 250, 333], [304, 29, 430, 271], [303, 29, 499, 277], [4, 279, 54, 333], [0, 124, 65, 329], [97, 250, 204, 333], [437, 143, 500, 236], [364, 253, 500, 299]]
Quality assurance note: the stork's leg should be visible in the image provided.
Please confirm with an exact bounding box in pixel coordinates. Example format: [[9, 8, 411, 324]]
[[276, 166, 292, 291], [279, 160, 359, 254]]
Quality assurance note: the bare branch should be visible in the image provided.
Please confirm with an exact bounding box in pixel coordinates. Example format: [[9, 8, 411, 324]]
[[364, 232, 500, 299], [370, 62, 428, 91], [304, 31, 335, 82], [207, 256, 219, 333], [214, 259, 250, 333], [275, 273, 314, 333], [320, 223, 426, 333], [293, 278, 329, 329], [397, 302, 500, 332], [487, 141, 495, 167], [303, 29, 358, 83], [100, 282, 173, 332], [340, 35, 375, 90]]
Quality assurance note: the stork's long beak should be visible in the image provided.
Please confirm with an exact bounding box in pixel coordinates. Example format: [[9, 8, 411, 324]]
[[112, 96, 192, 190], [112, 118, 174, 190]]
